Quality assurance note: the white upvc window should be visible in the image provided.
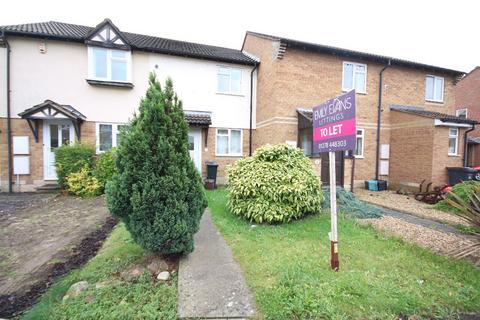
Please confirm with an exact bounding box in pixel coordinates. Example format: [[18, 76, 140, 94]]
[[88, 47, 132, 83], [456, 108, 468, 119], [216, 128, 242, 156], [217, 67, 242, 95], [342, 62, 367, 93], [448, 128, 459, 156], [425, 75, 444, 102], [96, 123, 126, 153], [355, 128, 365, 157]]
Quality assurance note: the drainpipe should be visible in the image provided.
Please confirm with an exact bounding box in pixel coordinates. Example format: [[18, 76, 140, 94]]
[[249, 63, 259, 156], [375, 59, 391, 181], [463, 124, 475, 167], [2, 34, 13, 193]]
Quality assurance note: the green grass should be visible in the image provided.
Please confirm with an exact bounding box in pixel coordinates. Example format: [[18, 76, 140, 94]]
[[21, 223, 177, 320], [207, 188, 480, 320]]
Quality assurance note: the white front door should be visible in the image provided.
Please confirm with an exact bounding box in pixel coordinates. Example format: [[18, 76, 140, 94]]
[[188, 128, 202, 172], [43, 120, 75, 180]]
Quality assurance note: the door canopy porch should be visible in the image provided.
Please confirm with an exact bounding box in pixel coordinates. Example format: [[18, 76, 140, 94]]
[[18, 100, 86, 142]]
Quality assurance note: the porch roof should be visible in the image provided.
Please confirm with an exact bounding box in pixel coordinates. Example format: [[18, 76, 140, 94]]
[[18, 100, 86, 121], [390, 105, 478, 125], [184, 110, 212, 127]]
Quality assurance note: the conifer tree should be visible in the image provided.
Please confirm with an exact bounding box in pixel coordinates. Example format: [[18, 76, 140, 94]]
[[106, 73, 207, 254]]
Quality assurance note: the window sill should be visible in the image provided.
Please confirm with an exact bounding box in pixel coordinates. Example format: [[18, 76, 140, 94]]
[[216, 92, 245, 97], [425, 99, 444, 104], [342, 89, 367, 95], [448, 154, 460, 157], [215, 153, 244, 157], [86, 79, 134, 89]]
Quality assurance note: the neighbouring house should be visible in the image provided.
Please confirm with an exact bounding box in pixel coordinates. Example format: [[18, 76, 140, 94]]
[[242, 32, 477, 189], [0, 19, 258, 192], [455, 66, 480, 166]]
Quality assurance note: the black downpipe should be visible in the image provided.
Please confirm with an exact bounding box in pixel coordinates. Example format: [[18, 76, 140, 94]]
[[249, 63, 258, 156], [4, 36, 12, 193], [463, 124, 475, 167], [375, 60, 391, 181]]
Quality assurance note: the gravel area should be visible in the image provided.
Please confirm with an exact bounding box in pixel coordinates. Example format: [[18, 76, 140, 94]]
[[360, 216, 480, 265], [354, 188, 466, 226]]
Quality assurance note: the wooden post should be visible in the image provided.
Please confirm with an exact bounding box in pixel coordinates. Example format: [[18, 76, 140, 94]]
[[329, 151, 339, 271]]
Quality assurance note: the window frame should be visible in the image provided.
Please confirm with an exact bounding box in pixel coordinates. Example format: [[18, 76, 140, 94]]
[[456, 108, 468, 119], [215, 128, 243, 156], [88, 47, 132, 83], [354, 128, 365, 158], [448, 127, 459, 156], [342, 61, 367, 94], [216, 66, 243, 95], [425, 75, 444, 103], [96, 123, 125, 153]]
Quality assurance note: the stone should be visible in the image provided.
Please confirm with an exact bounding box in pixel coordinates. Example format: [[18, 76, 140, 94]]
[[119, 266, 146, 282], [147, 256, 169, 274], [64, 281, 89, 299], [157, 271, 170, 281]]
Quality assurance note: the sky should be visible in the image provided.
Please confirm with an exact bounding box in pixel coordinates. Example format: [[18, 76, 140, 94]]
[[1, 0, 478, 72]]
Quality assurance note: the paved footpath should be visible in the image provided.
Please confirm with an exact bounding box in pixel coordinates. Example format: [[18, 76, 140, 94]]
[[178, 209, 256, 319]]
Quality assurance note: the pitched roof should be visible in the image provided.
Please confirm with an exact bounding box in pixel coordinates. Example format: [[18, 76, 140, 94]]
[[0, 20, 256, 65], [245, 31, 464, 76], [390, 105, 478, 124], [18, 99, 87, 120]]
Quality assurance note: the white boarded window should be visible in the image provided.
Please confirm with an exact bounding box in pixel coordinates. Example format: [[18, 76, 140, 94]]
[[425, 75, 444, 102], [96, 123, 125, 153], [456, 108, 468, 119], [448, 128, 458, 156], [89, 47, 131, 82], [217, 67, 242, 94], [342, 62, 367, 93], [216, 129, 242, 156]]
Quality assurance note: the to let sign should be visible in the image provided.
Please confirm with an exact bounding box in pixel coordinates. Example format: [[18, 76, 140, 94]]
[[312, 90, 356, 154]]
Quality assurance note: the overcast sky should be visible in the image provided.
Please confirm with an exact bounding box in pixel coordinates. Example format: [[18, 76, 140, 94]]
[[1, 0, 478, 72]]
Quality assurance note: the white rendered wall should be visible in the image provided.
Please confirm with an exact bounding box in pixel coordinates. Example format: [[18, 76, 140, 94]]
[[6, 36, 256, 129], [0, 46, 7, 118]]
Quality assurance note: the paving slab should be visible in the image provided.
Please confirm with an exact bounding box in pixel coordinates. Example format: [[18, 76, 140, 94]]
[[178, 209, 255, 319]]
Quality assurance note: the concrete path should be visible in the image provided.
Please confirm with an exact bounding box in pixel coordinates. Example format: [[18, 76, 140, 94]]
[[178, 209, 256, 319], [370, 204, 462, 235]]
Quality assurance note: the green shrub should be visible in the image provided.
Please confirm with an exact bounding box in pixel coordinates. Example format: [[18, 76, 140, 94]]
[[434, 181, 480, 213], [106, 73, 207, 255], [66, 166, 102, 197], [54, 143, 95, 189], [93, 148, 118, 191], [227, 144, 323, 223]]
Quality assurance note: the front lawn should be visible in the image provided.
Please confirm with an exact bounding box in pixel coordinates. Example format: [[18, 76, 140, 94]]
[[21, 223, 177, 320], [207, 188, 480, 320]]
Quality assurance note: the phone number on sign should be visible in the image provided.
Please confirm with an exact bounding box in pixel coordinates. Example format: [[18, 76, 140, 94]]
[[318, 140, 347, 149]]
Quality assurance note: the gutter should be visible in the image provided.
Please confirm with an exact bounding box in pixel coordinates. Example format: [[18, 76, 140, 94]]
[[1, 33, 13, 193], [463, 124, 475, 167], [249, 62, 259, 156], [375, 59, 391, 181]]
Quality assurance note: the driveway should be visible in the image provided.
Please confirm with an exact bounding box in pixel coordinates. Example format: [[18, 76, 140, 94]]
[[0, 194, 114, 317]]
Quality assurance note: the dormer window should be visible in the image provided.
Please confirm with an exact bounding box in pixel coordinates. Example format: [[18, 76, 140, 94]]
[[88, 47, 131, 82]]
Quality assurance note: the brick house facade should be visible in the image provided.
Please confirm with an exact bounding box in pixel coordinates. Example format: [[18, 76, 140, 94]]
[[242, 32, 475, 189], [456, 66, 480, 166]]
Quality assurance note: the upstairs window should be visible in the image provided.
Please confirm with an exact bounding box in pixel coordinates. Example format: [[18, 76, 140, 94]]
[[456, 108, 468, 119], [217, 67, 242, 94], [89, 47, 131, 82], [342, 62, 367, 93], [425, 75, 444, 102], [448, 128, 458, 156]]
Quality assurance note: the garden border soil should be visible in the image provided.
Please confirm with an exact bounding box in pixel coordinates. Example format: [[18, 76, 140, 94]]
[[0, 216, 117, 318]]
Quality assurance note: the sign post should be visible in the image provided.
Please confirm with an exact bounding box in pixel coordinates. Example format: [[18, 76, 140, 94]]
[[312, 90, 356, 271]]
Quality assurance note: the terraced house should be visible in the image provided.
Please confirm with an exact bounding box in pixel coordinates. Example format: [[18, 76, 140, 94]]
[[0, 19, 258, 191], [242, 32, 477, 189], [0, 20, 477, 192]]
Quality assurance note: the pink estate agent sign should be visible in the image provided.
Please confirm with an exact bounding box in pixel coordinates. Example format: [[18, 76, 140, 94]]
[[312, 90, 357, 154]]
